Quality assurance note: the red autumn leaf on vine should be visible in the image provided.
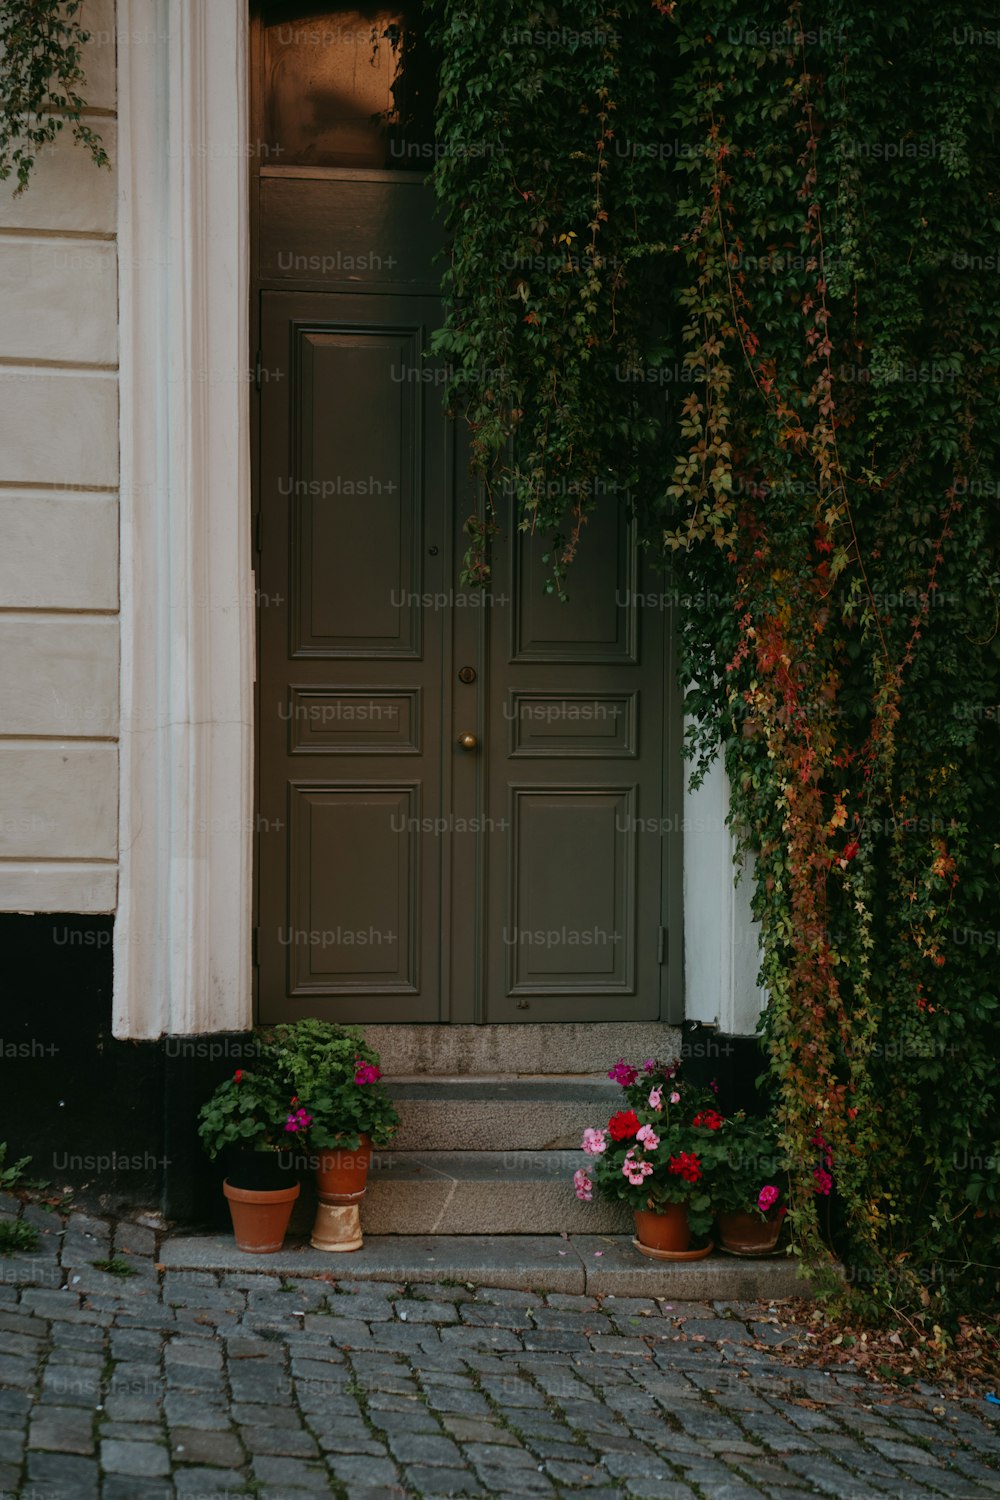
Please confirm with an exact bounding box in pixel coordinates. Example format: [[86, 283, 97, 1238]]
[[842, 840, 860, 861]]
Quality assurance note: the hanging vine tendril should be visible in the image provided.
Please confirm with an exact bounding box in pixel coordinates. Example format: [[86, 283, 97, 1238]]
[[0, 0, 108, 194]]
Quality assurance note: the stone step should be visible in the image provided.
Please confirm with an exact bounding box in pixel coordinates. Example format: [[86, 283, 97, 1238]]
[[362, 1150, 628, 1235], [160, 1232, 815, 1299], [290, 1150, 627, 1236], [363, 1022, 680, 1076], [386, 1076, 618, 1152]]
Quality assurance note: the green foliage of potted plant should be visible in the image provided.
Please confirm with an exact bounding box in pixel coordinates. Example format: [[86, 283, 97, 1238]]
[[197, 1066, 301, 1253], [574, 1059, 729, 1255], [263, 1020, 399, 1197], [712, 1111, 789, 1254]]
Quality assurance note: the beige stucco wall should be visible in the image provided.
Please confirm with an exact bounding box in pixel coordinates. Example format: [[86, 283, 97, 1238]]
[[0, 0, 119, 912]]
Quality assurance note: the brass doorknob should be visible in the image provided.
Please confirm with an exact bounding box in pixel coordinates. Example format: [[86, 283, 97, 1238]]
[[457, 732, 478, 750]]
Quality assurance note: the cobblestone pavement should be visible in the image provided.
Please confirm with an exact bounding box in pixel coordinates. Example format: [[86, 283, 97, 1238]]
[[0, 1205, 998, 1500]]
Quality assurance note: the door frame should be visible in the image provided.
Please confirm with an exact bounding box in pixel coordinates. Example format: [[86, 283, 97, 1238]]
[[113, 0, 762, 1039]]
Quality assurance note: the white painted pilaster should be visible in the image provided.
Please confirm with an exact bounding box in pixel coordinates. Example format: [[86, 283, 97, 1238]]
[[682, 742, 766, 1035], [115, 0, 253, 1037]]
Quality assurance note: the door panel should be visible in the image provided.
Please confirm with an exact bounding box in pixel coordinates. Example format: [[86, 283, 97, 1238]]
[[507, 787, 635, 991], [257, 290, 448, 1022], [290, 322, 422, 657], [512, 501, 638, 663], [484, 505, 666, 1022], [287, 783, 419, 995]]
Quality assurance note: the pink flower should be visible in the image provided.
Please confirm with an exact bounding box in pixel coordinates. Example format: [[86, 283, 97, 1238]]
[[284, 1106, 312, 1134], [643, 1058, 656, 1073], [622, 1150, 653, 1186], [669, 1091, 681, 1105], [354, 1062, 381, 1085], [581, 1127, 607, 1156], [648, 1087, 663, 1110], [813, 1167, 833, 1196], [573, 1169, 593, 1201], [758, 1184, 780, 1213], [636, 1123, 660, 1150]]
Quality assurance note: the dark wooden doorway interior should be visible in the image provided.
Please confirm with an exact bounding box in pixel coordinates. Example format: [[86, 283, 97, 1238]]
[[250, 3, 682, 1024]]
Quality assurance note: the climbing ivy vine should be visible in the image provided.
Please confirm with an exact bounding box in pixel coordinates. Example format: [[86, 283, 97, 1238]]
[[426, 0, 1000, 1320]]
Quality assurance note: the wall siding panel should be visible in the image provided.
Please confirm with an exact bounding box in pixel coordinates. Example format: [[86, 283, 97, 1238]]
[[0, 371, 118, 489], [0, 124, 117, 235], [0, 617, 118, 736], [0, 863, 117, 913], [0, 6, 120, 912], [0, 240, 118, 364], [0, 493, 118, 611], [0, 745, 117, 859]]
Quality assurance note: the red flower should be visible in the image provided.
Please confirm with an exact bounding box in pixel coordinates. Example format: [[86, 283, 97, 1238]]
[[608, 1110, 640, 1141], [668, 1152, 702, 1183], [233, 1070, 243, 1082], [692, 1109, 725, 1131]]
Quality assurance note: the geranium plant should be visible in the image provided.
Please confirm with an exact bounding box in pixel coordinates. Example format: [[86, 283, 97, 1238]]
[[196, 1067, 295, 1159], [261, 1019, 399, 1151], [711, 1111, 789, 1221], [574, 1059, 729, 1238]]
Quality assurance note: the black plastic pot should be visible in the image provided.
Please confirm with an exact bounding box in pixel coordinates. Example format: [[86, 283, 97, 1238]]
[[222, 1147, 296, 1192]]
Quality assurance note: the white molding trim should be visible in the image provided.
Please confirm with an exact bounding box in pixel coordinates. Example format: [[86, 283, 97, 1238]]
[[683, 742, 766, 1036], [115, 0, 253, 1038]]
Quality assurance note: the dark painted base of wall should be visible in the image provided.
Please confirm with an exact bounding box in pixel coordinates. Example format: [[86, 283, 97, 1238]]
[[0, 917, 769, 1232], [1, 915, 236, 1231], [680, 1019, 771, 1116]]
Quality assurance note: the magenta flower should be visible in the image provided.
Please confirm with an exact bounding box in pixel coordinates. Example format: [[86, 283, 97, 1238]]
[[813, 1167, 833, 1196], [608, 1059, 638, 1087], [354, 1063, 381, 1085], [636, 1123, 660, 1151], [284, 1106, 312, 1134], [573, 1169, 593, 1202], [758, 1184, 780, 1213], [643, 1058, 656, 1073], [581, 1127, 608, 1156]]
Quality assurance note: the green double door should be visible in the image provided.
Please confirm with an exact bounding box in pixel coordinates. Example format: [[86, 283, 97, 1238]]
[[254, 289, 677, 1024]]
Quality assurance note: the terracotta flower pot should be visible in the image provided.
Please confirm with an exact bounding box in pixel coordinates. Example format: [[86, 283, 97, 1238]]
[[717, 1209, 781, 1255], [223, 1179, 299, 1253], [314, 1135, 373, 1201], [634, 1203, 692, 1254]]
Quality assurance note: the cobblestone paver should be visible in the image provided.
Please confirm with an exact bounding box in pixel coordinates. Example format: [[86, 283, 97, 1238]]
[[0, 1208, 997, 1499]]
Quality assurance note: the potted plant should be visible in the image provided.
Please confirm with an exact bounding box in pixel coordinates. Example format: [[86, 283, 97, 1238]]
[[712, 1110, 789, 1254], [264, 1021, 399, 1197], [573, 1058, 728, 1257], [197, 1066, 302, 1253]]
